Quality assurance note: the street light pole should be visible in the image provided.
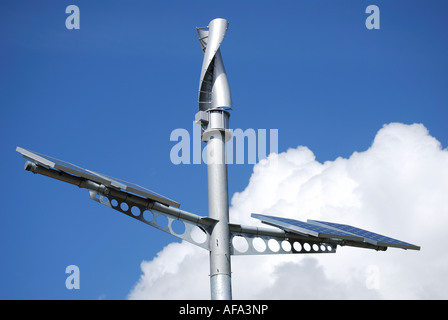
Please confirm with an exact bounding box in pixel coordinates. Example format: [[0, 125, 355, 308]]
[[196, 18, 233, 300], [203, 112, 232, 300]]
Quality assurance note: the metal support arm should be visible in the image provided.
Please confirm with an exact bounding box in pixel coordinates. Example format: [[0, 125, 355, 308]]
[[229, 223, 338, 255], [24, 161, 214, 250], [229, 223, 387, 254]]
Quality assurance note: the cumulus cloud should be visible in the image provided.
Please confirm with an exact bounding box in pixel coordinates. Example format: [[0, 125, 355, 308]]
[[128, 123, 448, 300]]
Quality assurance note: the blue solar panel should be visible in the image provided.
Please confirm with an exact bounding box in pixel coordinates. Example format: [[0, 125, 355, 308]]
[[308, 220, 420, 250], [21, 149, 112, 185], [17, 147, 180, 208], [251, 214, 363, 241]]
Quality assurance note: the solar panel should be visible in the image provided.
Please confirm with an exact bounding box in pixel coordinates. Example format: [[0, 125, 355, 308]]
[[251, 214, 363, 242], [16, 147, 180, 208], [308, 220, 420, 250]]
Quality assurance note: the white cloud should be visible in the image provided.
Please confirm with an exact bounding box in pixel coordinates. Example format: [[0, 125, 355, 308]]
[[128, 242, 210, 299], [128, 123, 448, 300]]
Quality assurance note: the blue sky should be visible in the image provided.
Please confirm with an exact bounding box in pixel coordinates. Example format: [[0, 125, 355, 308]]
[[1, 1, 447, 299]]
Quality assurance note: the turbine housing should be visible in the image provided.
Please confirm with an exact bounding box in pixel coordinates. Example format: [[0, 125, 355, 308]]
[[197, 18, 232, 112]]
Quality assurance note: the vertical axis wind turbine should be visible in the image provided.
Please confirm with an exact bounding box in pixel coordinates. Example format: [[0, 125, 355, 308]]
[[16, 18, 420, 300]]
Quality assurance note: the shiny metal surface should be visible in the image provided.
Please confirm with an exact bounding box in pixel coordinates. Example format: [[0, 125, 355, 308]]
[[197, 18, 232, 111]]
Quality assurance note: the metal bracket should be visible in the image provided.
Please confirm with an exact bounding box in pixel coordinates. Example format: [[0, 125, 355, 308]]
[[230, 233, 337, 255], [88, 189, 212, 251], [229, 224, 337, 255]]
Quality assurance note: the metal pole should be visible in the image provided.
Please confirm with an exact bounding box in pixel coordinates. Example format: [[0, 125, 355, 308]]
[[196, 18, 233, 300], [203, 111, 232, 300]]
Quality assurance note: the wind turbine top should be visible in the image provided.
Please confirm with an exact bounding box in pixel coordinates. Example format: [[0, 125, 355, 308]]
[[197, 18, 232, 112]]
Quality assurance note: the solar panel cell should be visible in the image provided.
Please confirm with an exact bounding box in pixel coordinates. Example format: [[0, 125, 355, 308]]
[[308, 220, 420, 250], [16, 147, 180, 208], [251, 214, 363, 241]]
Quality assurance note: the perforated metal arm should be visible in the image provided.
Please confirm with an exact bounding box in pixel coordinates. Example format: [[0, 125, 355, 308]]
[[23, 161, 214, 250], [229, 223, 338, 255], [228, 222, 391, 255]]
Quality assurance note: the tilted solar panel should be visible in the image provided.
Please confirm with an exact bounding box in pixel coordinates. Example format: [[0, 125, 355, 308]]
[[251, 213, 363, 241], [308, 220, 420, 250], [16, 147, 180, 208]]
